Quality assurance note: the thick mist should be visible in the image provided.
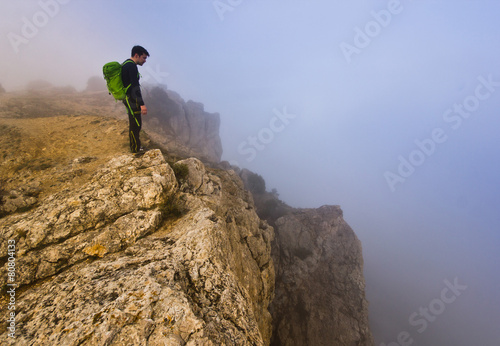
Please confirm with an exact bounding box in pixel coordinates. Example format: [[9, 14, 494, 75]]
[[2, 1, 500, 345]]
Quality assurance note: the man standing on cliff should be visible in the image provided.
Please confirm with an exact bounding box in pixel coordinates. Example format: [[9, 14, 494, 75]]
[[122, 45, 149, 153]]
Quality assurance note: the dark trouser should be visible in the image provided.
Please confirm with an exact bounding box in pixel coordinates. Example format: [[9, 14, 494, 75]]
[[123, 97, 142, 153]]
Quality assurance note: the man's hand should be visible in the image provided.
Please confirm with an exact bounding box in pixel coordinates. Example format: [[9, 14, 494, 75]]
[[141, 105, 148, 115]]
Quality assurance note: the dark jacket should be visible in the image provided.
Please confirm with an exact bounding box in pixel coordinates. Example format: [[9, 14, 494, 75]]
[[121, 59, 144, 108]]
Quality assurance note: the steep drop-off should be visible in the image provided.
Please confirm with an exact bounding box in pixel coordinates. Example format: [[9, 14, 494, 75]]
[[239, 170, 373, 346]]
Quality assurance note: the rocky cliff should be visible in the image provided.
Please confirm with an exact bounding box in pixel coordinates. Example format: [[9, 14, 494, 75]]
[[239, 171, 374, 346], [0, 89, 372, 345], [270, 206, 372, 345], [143, 87, 223, 163]]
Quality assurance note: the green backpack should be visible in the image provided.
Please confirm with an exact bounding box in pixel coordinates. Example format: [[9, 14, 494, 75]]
[[102, 61, 132, 101]]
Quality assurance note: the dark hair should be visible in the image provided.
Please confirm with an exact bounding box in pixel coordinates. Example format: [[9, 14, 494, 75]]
[[131, 45, 150, 57]]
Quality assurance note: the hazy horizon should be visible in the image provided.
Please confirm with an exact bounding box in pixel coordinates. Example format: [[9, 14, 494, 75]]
[[2, 1, 500, 345]]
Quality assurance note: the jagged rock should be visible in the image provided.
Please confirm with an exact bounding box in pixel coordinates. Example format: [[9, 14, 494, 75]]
[[0, 150, 177, 285], [239, 167, 374, 345], [0, 149, 274, 345], [144, 87, 223, 162], [270, 205, 373, 346], [174, 157, 221, 196]]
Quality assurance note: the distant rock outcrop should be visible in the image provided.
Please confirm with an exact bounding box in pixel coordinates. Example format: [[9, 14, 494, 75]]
[[144, 86, 223, 163], [238, 170, 373, 346], [270, 206, 373, 346], [85, 76, 107, 92]]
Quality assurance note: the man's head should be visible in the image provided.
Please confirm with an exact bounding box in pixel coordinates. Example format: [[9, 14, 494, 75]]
[[131, 45, 149, 66]]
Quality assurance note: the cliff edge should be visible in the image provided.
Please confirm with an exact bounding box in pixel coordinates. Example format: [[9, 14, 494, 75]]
[[0, 89, 372, 345]]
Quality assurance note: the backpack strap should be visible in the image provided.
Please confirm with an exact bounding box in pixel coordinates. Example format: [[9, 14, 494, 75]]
[[121, 60, 136, 94]]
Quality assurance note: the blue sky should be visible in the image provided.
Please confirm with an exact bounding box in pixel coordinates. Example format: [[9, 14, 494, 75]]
[[2, 1, 500, 344]]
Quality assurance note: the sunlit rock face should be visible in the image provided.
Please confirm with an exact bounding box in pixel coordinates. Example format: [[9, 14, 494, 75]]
[[0, 149, 274, 345]]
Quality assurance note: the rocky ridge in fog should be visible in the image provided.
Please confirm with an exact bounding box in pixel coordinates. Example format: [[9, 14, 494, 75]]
[[0, 88, 372, 345], [270, 206, 372, 345], [143, 86, 223, 163], [239, 170, 373, 345]]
